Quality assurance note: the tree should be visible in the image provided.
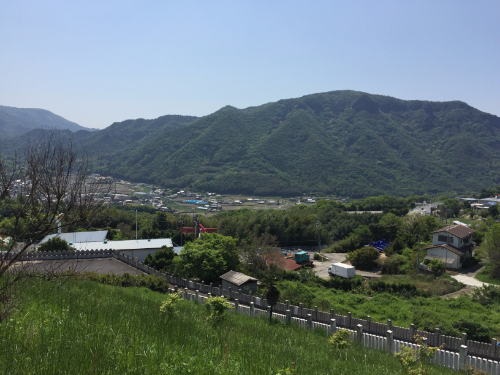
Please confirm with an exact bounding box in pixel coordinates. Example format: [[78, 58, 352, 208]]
[[265, 278, 280, 323], [144, 245, 177, 272], [345, 246, 380, 271], [483, 223, 500, 279], [177, 233, 239, 282], [0, 132, 111, 322], [37, 237, 73, 252]]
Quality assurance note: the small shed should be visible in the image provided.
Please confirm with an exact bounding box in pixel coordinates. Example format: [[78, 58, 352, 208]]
[[220, 270, 258, 295], [294, 251, 310, 263]]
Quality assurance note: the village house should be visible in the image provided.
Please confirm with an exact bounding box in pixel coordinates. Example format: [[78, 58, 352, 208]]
[[423, 224, 475, 269]]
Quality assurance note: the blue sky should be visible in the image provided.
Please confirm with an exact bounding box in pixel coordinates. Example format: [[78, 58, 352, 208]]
[[1, 1, 499, 129]]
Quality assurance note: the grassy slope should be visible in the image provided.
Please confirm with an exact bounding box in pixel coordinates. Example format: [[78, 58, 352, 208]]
[[0, 279, 454, 375]]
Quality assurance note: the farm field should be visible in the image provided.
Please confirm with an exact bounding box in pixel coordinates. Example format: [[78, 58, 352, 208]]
[[0, 278, 455, 375]]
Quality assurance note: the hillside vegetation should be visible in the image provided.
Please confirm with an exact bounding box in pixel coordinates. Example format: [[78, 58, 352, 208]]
[[6, 90, 500, 197], [0, 278, 454, 375], [0, 105, 95, 138]]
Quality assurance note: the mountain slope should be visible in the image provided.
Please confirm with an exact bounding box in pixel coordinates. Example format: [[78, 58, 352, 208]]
[[0, 105, 96, 138], [99, 90, 500, 197]]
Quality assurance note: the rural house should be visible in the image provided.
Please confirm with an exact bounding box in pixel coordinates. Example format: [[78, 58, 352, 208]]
[[423, 224, 475, 269]]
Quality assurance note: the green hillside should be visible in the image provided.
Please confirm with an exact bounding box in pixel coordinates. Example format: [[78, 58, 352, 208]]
[[101, 90, 500, 197], [0, 105, 95, 138], [5, 91, 500, 198], [1, 278, 453, 375]]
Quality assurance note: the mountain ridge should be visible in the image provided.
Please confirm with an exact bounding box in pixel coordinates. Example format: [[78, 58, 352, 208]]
[[5, 90, 500, 198], [0, 105, 98, 138]]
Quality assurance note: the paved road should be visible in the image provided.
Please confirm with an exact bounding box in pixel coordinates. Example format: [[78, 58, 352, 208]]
[[313, 253, 347, 279], [451, 274, 489, 288]]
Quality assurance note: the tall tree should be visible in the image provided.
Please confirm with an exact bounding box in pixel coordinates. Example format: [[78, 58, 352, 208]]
[[0, 131, 111, 322]]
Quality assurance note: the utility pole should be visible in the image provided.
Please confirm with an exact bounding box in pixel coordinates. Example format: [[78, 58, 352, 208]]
[[316, 220, 321, 251], [135, 210, 138, 240], [416, 235, 420, 272], [178, 218, 183, 246]]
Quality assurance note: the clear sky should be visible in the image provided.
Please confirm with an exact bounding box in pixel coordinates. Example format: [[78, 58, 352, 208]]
[[1, 1, 499, 129]]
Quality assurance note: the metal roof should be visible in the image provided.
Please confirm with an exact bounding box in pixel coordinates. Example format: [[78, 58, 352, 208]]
[[220, 270, 257, 286], [73, 238, 173, 251], [40, 231, 108, 244], [424, 243, 466, 256]]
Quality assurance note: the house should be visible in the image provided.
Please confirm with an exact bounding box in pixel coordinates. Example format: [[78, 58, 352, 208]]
[[220, 270, 258, 294], [423, 224, 475, 269]]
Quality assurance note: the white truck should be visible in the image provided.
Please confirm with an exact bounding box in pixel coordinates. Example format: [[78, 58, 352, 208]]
[[328, 262, 356, 279]]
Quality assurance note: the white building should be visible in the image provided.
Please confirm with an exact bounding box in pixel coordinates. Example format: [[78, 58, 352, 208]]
[[424, 224, 475, 269], [73, 238, 173, 262]]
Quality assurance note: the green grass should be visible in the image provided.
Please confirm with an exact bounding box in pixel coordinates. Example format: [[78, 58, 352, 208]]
[[277, 279, 500, 341], [0, 279, 455, 375], [476, 268, 500, 285], [374, 274, 464, 296]]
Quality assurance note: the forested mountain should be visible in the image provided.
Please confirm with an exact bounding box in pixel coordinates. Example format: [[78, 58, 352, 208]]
[[0, 105, 96, 138], [6, 91, 500, 197]]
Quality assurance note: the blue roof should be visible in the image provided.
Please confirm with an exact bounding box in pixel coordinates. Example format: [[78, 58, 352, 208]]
[[296, 251, 308, 255]]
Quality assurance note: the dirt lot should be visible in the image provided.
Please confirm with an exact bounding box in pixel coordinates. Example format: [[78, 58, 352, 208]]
[[312, 253, 347, 279], [24, 258, 146, 275]]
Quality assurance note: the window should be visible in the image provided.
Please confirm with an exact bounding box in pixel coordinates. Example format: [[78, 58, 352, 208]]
[[463, 236, 469, 244], [438, 235, 453, 243]]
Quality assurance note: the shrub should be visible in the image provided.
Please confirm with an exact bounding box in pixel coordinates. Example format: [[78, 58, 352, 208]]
[[328, 329, 351, 350], [427, 259, 445, 273], [395, 334, 443, 375], [37, 237, 73, 252], [205, 296, 232, 325], [313, 253, 322, 261], [160, 292, 182, 320], [346, 246, 380, 271], [380, 254, 408, 275]]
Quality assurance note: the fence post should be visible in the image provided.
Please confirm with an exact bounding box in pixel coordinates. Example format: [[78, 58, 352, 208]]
[[314, 306, 318, 321], [491, 338, 497, 357], [184, 288, 188, 300], [299, 303, 303, 317], [210, 282, 213, 294], [356, 324, 363, 342], [367, 316, 371, 333], [307, 314, 312, 330], [410, 324, 415, 341], [461, 333, 468, 346], [386, 330, 394, 353], [266, 306, 271, 315], [234, 299, 239, 312], [285, 300, 289, 310], [195, 290, 199, 303], [250, 302, 255, 317], [330, 309, 334, 319], [348, 312, 352, 329], [434, 328, 441, 347], [459, 345, 468, 370], [330, 319, 337, 335], [286, 310, 291, 325], [387, 319, 392, 332], [174, 286, 178, 293]]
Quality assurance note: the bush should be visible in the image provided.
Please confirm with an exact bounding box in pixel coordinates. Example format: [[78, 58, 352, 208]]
[[313, 253, 322, 261], [452, 319, 491, 342], [427, 259, 445, 273], [37, 237, 73, 252], [346, 246, 380, 271], [380, 255, 408, 275], [205, 296, 232, 325], [159, 292, 182, 320], [328, 329, 351, 350]]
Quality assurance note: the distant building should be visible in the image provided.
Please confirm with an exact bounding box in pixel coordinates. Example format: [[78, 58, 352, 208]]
[[220, 270, 258, 294], [423, 224, 475, 269], [39, 230, 108, 245], [73, 238, 173, 262]]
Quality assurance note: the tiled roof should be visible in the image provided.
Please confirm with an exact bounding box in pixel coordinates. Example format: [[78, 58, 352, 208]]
[[424, 243, 466, 256], [431, 225, 475, 239], [220, 270, 257, 286]]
